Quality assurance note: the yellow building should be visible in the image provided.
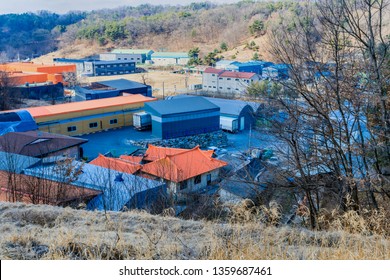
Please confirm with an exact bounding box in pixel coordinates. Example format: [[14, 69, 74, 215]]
[[24, 94, 157, 136]]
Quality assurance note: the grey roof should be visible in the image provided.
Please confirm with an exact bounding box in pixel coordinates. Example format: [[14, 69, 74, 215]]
[[167, 95, 261, 116], [23, 160, 162, 211], [0, 151, 41, 173], [96, 79, 147, 90], [145, 96, 219, 116], [220, 176, 266, 200]]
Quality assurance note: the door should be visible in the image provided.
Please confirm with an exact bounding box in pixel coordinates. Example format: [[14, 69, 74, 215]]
[[240, 117, 245, 130]]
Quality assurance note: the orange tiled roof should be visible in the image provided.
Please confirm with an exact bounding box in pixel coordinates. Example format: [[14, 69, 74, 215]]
[[119, 155, 143, 164], [89, 154, 141, 174], [141, 146, 227, 182], [23, 94, 156, 118], [143, 144, 214, 162]]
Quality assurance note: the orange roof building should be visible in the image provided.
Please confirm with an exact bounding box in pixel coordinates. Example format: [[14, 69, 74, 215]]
[[11, 94, 156, 136], [0, 62, 76, 85], [89, 154, 141, 174], [143, 144, 214, 162], [141, 146, 227, 193]]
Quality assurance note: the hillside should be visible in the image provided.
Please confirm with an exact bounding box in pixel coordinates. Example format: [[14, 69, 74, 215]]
[[3, 1, 299, 63], [0, 202, 389, 260]]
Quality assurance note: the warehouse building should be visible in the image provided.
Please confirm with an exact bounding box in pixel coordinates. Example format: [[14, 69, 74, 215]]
[[19, 94, 156, 136], [151, 52, 190, 66], [99, 53, 143, 64], [144, 96, 220, 139], [168, 95, 258, 131], [83, 60, 136, 76], [111, 49, 154, 63], [53, 58, 86, 76], [78, 78, 153, 100]]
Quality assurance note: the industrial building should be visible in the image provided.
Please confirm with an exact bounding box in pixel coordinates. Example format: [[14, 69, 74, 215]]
[[262, 64, 290, 80], [83, 60, 136, 76], [202, 67, 260, 94], [168, 95, 258, 131], [19, 94, 156, 136], [78, 78, 153, 100], [225, 61, 274, 75], [144, 96, 220, 139], [151, 52, 190, 66], [99, 53, 143, 64], [53, 58, 87, 76], [111, 49, 154, 63], [0, 62, 76, 85]]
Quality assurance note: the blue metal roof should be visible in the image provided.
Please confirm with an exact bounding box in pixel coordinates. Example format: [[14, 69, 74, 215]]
[[23, 160, 163, 211], [145, 96, 219, 117], [0, 151, 41, 173], [0, 110, 38, 136]]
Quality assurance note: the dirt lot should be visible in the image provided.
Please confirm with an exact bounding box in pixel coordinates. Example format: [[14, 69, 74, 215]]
[[84, 71, 202, 98]]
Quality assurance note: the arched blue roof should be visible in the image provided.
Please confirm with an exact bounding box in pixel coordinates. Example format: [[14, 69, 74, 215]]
[[0, 110, 38, 135]]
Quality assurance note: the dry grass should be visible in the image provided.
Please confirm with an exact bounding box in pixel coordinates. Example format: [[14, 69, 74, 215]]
[[0, 202, 389, 260]]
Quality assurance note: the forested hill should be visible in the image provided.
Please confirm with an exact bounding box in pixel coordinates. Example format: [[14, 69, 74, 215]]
[[0, 11, 86, 60], [0, 1, 303, 61]]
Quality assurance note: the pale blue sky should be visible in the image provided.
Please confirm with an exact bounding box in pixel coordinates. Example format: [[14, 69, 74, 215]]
[[0, 0, 242, 14]]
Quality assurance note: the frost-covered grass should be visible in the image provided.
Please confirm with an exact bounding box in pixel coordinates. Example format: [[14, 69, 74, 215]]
[[0, 202, 389, 260]]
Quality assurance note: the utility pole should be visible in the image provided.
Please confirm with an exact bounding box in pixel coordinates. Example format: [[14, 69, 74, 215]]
[[162, 82, 165, 99]]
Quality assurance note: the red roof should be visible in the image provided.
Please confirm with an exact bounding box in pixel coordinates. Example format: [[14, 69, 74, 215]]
[[89, 154, 141, 174], [204, 67, 225, 74], [143, 144, 214, 162], [219, 71, 256, 79], [141, 146, 227, 183]]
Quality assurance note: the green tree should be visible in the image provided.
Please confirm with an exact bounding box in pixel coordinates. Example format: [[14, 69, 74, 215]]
[[252, 52, 260, 60], [249, 20, 265, 36], [220, 42, 228, 51]]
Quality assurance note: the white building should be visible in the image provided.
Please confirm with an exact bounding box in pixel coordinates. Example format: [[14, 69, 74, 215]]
[[202, 67, 260, 94]]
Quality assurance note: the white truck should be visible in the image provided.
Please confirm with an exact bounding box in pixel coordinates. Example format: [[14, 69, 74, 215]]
[[133, 112, 151, 130], [220, 116, 239, 133]]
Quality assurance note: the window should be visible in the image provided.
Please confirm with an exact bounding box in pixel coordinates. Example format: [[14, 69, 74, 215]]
[[219, 77, 223, 80], [180, 181, 188, 190], [107, 65, 111, 68], [213, 86, 216, 88], [227, 78, 231, 80], [194, 175, 201, 185], [219, 87, 223, 89], [110, 119, 118, 125], [89, 122, 98, 128], [118, 58, 121, 60], [124, 58, 127, 60], [235, 78, 239, 81], [212, 74, 215, 76], [67, 126, 76, 132], [227, 87, 231, 90], [131, 58, 134, 60]]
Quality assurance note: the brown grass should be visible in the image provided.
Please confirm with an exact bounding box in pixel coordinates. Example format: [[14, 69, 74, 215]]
[[0, 202, 389, 260]]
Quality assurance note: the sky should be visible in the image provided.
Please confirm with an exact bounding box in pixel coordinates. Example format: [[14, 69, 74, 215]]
[[0, 0, 242, 14]]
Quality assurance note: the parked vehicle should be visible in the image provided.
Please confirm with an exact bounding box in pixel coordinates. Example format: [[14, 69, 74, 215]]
[[133, 112, 151, 130], [220, 116, 239, 133]]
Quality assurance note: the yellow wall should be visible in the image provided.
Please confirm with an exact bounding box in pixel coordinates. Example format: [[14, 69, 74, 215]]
[[33, 102, 146, 124], [37, 111, 135, 136]]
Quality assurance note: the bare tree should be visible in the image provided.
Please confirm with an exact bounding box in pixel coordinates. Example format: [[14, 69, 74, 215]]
[[259, 0, 390, 228]]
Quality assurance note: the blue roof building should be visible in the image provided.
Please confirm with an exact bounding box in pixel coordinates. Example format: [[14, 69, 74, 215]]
[[145, 96, 220, 139], [0, 110, 38, 136]]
